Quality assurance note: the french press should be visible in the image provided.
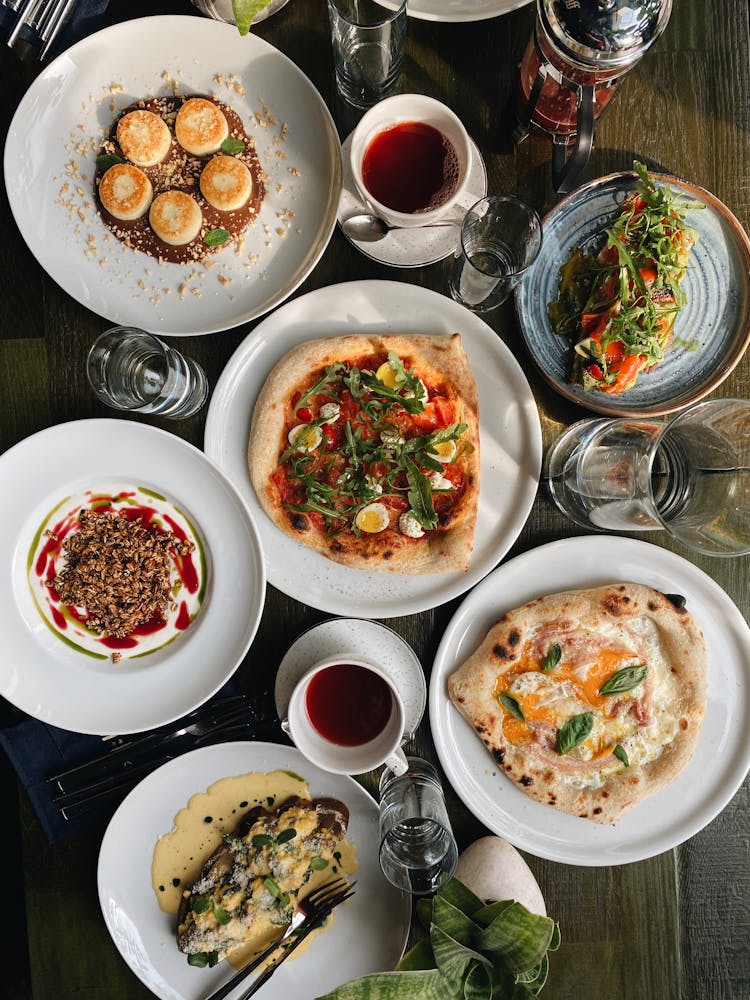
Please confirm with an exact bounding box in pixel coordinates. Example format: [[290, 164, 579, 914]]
[[515, 0, 672, 193]]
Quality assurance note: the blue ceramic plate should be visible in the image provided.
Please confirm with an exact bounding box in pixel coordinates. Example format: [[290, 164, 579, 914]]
[[515, 171, 750, 417]]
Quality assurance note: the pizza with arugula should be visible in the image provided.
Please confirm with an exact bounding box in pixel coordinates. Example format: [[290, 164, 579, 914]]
[[248, 334, 479, 573]]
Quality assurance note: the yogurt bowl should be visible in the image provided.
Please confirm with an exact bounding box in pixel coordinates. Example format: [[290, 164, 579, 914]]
[[349, 93, 473, 229]]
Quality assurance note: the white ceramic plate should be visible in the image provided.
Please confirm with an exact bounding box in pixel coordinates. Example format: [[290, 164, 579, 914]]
[[204, 279, 542, 617], [430, 536, 750, 865], [98, 741, 410, 1000], [0, 419, 265, 735], [383, 0, 531, 22], [4, 15, 341, 336]]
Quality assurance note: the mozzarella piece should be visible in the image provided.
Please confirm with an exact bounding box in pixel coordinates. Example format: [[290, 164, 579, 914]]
[[380, 429, 404, 448], [430, 471, 453, 491], [319, 402, 340, 424], [399, 511, 425, 538], [355, 503, 389, 533], [287, 424, 322, 452]]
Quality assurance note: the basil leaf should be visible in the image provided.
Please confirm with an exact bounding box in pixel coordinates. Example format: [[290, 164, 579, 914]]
[[221, 137, 245, 155], [214, 905, 231, 925], [276, 828, 297, 844], [405, 459, 437, 530], [598, 664, 648, 695], [204, 227, 230, 247], [96, 153, 125, 172], [541, 643, 562, 672], [556, 712, 594, 755], [192, 897, 212, 915], [497, 692, 524, 722], [613, 743, 630, 767], [310, 856, 329, 870], [251, 833, 273, 847]]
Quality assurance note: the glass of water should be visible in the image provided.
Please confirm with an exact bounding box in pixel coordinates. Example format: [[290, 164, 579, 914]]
[[86, 327, 209, 419], [449, 195, 542, 313], [327, 0, 408, 109], [546, 398, 750, 557], [378, 756, 458, 896]]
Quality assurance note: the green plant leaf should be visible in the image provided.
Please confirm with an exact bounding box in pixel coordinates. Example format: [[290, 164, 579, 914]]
[[431, 925, 491, 990], [96, 153, 125, 172], [252, 833, 273, 847], [310, 856, 330, 870], [187, 952, 209, 967], [415, 898, 434, 932], [556, 712, 594, 755], [472, 899, 514, 926], [214, 905, 231, 925], [541, 644, 562, 672], [204, 227, 230, 247], [613, 744, 630, 767], [432, 896, 480, 948], [276, 827, 297, 844], [463, 962, 493, 1000], [477, 901, 556, 974], [314, 968, 455, 1000], [397, 938, 436, 972], [437, 879, 484, 917], [231, 0, 270, 35], [598, 665, 648, 695], [516, 952, 549, 994], [192, 897, 212, 915], [405, 459, 438, 530], [498, 692, 525, 722], [221, 137, 246, 155], [548, 924, 561, 952]]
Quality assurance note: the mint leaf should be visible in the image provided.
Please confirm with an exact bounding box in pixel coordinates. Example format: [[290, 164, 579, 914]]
[[221, 137, 246, 155], [96, 153, 125, 172], [204, 227, 230, 247]]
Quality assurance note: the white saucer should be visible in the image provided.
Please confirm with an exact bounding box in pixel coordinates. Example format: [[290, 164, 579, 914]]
[[338, 132, 487, 268], [275, 619, 427, 739]]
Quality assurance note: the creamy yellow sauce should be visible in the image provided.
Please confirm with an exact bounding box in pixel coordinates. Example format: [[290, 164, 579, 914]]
[[151, 770, 357, 970]]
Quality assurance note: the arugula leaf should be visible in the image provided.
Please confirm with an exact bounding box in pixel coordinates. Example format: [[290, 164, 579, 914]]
[[295, 365, 342, 413], [405, 459, 437, 530]]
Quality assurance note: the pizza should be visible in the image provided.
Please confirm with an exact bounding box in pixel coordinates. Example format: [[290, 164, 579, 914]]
[[248, 334, 479, 573], [448, 584, 707, 824]]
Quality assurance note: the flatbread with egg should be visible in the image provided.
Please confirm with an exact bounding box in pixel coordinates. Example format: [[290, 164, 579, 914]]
[[247, 334, 479, 573], [448, 584, 706, 824]]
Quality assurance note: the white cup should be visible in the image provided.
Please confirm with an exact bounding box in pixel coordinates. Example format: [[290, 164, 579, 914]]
[[285, 655, 408, 775], [349, 93, 473, 229]]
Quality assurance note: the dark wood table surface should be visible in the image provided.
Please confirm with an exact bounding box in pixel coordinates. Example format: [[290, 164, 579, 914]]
[[1, 1, 748, 998]]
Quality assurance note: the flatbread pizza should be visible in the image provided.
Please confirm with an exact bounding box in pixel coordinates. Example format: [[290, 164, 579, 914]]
[[448, 584, 706, 824], [248, 334, 479, 574]]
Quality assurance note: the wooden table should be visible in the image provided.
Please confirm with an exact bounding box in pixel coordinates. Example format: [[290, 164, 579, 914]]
[[1, 1, 748, 998]]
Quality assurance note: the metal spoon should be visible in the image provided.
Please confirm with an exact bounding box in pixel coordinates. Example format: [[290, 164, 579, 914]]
[[342, 212, 460, 242]]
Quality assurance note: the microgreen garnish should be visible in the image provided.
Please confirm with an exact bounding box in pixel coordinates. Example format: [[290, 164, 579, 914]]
[[498, 692, 525, 722], [598, 665, 648, 695], [221, 137, 246, 155], [204, 228, 230, 247], [556, 712, 594, 755], [96, 153, 125, 172], [541, 643, 562, 672], [613, 744, 630, 767], [310, 857, 330, 870], [187, 950, 219, 968], [264, 877, 290, 907]]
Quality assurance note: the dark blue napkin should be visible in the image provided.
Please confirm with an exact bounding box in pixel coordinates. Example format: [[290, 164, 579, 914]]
[[0, 680, 237, 845], [1, 0, 110, 59]]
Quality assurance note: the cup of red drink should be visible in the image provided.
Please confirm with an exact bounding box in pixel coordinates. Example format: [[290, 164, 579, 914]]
[[285, 655, 408, 775], [349, 93, 472, 229]]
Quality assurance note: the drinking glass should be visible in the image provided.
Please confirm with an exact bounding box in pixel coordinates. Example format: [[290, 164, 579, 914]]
[[327, 0, 408, 109], [545, 398, 750, 557], [86, 327, 209, 419], [448, 195, 542, 313], [378, 756, 458, 896]]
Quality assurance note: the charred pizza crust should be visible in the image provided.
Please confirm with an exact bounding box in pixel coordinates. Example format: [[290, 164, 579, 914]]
[[247, 334, 479, 573], [448, 584, 706, 824]]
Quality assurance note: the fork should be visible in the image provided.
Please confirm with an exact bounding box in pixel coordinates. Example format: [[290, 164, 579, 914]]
[[5, 0, 77, 58], [204, 878, 355, 1000]]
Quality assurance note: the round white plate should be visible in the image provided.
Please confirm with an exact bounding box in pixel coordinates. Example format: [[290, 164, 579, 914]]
[[204, 279, 542, 617], [98, 741, 410, 1000], [4, 15, 341, 336], [430, 535, 750, 866], [0, 419, 265, 735], [338, 133, 487, 268], [275, 619, 427, 737], [383, 0, 532, 22]]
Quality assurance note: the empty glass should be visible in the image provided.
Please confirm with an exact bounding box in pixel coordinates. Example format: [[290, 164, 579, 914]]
[[87, 327, 208, 419], [448, 195, 543, 313], [546, 398, 750, 557], [378, 756, 458, 896], [327, 0, 408, 109]]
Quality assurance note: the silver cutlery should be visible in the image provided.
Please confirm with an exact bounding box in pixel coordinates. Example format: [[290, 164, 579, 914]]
[[5, 0, 77, 58], [342, 211, 460, 242], [204, 877, 356, 1000]]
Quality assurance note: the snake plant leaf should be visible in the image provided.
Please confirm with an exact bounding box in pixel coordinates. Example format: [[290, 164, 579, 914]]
[[314, 968, 455, 1000], [477, 902, 556, 973], [416, 897, 433, 932], [515, 953, 549, 995], [548, 924, 561, 952], [432, 895, 481, 947], [432, 924, 491, 990], [437, 878, 484, 917], [463, 962, 492, 1000], [472, 899, 515, 927], [396, 938, 435, 972]]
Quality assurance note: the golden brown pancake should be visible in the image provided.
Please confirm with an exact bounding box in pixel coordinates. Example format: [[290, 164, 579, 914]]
[[149, 191, 203, 246], [98, 163, 153, 221], [175, 98, 229, 156], [116, 110, 172, 167], [199, 155, 253, 212]]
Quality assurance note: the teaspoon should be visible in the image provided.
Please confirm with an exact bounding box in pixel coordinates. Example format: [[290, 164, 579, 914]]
[[342, 212, 460, 242]]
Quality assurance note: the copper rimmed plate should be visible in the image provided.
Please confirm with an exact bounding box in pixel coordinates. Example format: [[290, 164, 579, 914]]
[[515, 171, 750, 417]]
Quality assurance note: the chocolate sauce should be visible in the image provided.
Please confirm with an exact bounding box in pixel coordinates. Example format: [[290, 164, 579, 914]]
[[94, 94, 265, 265]]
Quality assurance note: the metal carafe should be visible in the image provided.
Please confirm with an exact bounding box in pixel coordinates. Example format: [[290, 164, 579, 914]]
[[515, 0, 672, 193]]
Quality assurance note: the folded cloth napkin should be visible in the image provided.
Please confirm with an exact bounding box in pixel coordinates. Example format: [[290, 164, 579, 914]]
[[0, 680, 237, 845], [1, 0, 110, 59]]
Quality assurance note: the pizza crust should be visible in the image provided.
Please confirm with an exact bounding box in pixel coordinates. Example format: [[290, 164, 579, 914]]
[[448, 584, 707, 824], [247, 334, 479, 574]]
